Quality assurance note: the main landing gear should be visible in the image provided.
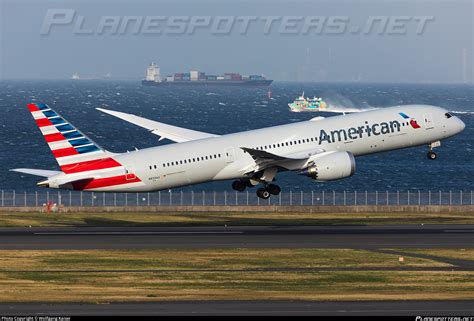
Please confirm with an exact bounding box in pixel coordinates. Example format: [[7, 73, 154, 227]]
[[256, 184, 281, 199], [232, 180, 281, 199], [231, 180, 246, 192]]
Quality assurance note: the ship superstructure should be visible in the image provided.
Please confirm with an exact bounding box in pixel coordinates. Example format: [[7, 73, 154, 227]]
[[288, 93, 328, 112]]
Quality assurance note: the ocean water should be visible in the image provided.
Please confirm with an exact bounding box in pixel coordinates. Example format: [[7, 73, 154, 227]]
[[0, 80, 472, 192]]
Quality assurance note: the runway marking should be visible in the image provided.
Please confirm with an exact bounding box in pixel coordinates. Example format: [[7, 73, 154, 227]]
[[34, 231, 244, 235]]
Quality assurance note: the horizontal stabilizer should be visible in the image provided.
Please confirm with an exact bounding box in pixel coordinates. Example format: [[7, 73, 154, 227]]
[[97, 108, 219, 143], [10, 168, 61, 178]]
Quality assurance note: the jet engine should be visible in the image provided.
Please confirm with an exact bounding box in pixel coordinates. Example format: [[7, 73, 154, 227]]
[[299, 151, 356, 181]]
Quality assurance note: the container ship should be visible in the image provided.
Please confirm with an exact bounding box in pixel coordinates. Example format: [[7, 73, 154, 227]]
[[141, 62, 273, 87]]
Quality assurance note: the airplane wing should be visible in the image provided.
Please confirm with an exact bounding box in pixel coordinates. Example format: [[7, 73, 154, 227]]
[[240, 147, 324, 173], [97, 108, 219, 143]]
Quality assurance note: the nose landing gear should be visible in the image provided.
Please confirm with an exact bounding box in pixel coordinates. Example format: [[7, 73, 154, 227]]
[[427, 141, 440, 160], [427, 151, 437, 160]]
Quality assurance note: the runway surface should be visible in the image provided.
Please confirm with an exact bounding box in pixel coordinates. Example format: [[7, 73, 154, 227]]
[[1, 225, 473, 315], [1, 301, 474, 315], [0, 224, 473, 249]]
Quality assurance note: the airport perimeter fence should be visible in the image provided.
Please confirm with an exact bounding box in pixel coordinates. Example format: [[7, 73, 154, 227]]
[[0, 190, 473, 208]]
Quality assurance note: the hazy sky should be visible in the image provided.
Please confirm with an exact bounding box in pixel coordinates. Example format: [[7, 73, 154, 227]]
[[0, 0, 472, 83]]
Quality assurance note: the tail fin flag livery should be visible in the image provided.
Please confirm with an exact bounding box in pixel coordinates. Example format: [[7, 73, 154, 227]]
[[11, 103, 145, 191], [26, 103, 107, 167], [25, 103, 125, 175]]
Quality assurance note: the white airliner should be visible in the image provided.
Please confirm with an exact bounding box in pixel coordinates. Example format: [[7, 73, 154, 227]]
[[12, 103, 465, 199]]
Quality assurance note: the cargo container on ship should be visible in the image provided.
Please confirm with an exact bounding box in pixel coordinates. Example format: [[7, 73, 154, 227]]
[[141, 63, 273, 87]]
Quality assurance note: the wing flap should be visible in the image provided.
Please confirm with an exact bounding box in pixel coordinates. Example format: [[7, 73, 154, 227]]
[[241, 147, 325, 173], [97, 108, 219, 143], [241, 147, 304, 173]]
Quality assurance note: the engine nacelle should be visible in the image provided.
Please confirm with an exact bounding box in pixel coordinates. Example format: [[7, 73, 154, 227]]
[[300, 151, 356, 181]]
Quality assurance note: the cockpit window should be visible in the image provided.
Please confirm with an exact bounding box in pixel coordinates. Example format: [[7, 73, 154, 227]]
[[445, 112, 453, 119]]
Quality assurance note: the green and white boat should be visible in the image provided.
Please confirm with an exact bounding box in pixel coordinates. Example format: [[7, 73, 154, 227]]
[[288, 93, 328, 112]]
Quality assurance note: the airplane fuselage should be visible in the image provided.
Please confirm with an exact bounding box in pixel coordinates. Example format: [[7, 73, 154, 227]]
[[81, 104, 463, 192]]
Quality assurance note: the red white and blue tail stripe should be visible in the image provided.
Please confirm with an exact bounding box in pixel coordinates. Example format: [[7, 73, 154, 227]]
[[27, 103, 107, 166], [25, 103, 143, 191]]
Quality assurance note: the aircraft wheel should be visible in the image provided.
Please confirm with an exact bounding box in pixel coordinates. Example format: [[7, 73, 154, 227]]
[[256, 188, 271, 199], [232, 180, 246, 192], [245, 180, 255, 188], [427, 151, 437, 160], [267, 184, 281, 195]]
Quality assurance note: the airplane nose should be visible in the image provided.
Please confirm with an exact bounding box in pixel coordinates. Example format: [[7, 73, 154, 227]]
[[457, 118, 466, 133]]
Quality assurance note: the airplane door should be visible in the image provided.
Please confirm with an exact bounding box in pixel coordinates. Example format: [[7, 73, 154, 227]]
[[225, 147, 235, 163], [125, 166, 136, 180], [423, 113, 434, 129]]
